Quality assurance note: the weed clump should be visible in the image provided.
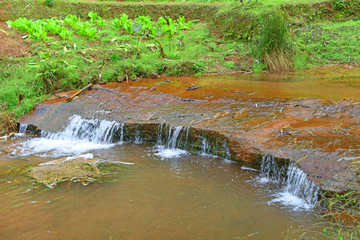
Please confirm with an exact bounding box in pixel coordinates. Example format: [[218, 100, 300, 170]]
[[0, 113, 17, 135], [283, 189, 360, 240], [45, 0, 55, 7], [254, 11, 293, 71]]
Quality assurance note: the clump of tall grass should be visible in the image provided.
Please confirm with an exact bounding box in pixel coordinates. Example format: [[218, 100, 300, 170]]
[[253, 11, 293, 71], [0, 113, 17, 135]]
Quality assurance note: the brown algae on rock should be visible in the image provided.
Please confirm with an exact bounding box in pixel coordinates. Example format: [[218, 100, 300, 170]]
[[27, 154, 134, 188]]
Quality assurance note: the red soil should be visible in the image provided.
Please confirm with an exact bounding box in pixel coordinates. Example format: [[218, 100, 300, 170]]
[[0, 22, 31, 59]]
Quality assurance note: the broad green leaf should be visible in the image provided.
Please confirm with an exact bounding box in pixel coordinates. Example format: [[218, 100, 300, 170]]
[[132, 23, 141, 34]]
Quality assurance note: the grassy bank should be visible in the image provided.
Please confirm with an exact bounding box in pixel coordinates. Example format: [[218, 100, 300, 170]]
[[0, 13, 251, 129], [1, 1, 360, 124]]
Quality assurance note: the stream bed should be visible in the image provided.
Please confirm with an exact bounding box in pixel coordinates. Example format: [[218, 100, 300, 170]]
[[0, 127, 318, 239]]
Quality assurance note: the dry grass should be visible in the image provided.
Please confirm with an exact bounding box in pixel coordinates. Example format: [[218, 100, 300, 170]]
[[263, 48, 293, 71], [0, 112, 17, 135], [254, 10, 294, 71]]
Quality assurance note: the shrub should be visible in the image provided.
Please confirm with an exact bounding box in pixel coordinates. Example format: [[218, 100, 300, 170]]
[[253, 11, 294, 71]]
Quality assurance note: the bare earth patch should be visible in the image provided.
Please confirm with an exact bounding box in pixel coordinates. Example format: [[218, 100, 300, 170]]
[[0, 22, 31, 59]]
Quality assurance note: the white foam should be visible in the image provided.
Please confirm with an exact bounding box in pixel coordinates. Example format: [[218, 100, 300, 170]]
[[13, 133, 26, 137], [66, 153, 94, 160], [12, 115, 124, 157], [39, 153, 95, 166], [154, 146, 188, 159], [257, 176, 271, 183], [199, 152, 217, 158], [256, 156, 319, 211], [270, 192, 312, 210], [241, 166, 259, 172], [16, 138, 114, 157], [19, 123, 28, 133]]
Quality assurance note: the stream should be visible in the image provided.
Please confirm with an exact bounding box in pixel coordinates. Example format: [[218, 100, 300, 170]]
[[0, 117, 320, 239]]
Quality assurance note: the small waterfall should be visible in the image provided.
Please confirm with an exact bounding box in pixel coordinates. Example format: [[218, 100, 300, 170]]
[[157, 123, 164, 145], [199, 135, 232, 161], [260, 155, 286, 182], [284, 164, 319, 207], [166, 126, 183, 149], [119, 123, 124, 143], [16, 115, 122, 157], [183, 126, 190, 150], [201, 136, 211, 154], [222, 142, 232, 161], [19, 123, 28, 133], [260, 155, 319, 208], [154, 125, 186, 159], [134, 127, 142, 144], [41, 115, 121, 144]]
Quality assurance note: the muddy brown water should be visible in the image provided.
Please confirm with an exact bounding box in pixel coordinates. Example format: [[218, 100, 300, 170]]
[[0, 138, 314, 240], [7, 67, 359, 239]]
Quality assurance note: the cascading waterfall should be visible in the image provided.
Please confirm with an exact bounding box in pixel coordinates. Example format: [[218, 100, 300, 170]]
[[157, 123, 164, 145], [222, 142, 232, 161], [199, 135, 232, 161], [183, 126, 190, 150], [166, 126, 183, 149], [15, 115, 321, 211], [42, 115, 122, 144], [201, 136, 211, 154], [154, 125, 187, 159], [284, 163, 319, 207], [119, 123, 124, 143], [259, 155, 319, 209], [18, 123, 29, 134], [134, 127, 142, 144], [16, 115, 123, 157], [260, 155, 287, 182]]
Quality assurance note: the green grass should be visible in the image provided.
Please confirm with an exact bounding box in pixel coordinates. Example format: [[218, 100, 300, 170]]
[[3, 10, 360, 118], [3, 1, 360, 117], [253, 11, 293, 70], [93, 0, 327, 4], [293, 20, 360, 67], [0, 13, 247, 117]]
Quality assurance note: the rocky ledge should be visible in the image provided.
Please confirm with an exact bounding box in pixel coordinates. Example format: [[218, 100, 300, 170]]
[[19, 69, 360, 192]]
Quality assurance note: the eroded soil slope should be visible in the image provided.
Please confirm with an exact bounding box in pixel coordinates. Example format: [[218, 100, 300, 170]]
[[0, 23, 31, 59]]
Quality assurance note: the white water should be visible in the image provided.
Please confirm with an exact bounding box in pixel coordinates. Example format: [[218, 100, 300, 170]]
[[41, 115, 122, 144], [255, 155, 319, 210], [154, 125, 188, 159], [13, 123, 29, 137], [166, 126, 182, 149], [14, 117, 319, 210], [14, 115, 123, 157], [271, 164, 319, 210], [201, 136, 211, 154], [19, 123, 29, 133], [134, 127, 142, 144], [153, 145, 188, 158]]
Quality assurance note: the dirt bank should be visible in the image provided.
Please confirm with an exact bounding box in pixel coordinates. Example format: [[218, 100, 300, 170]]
[[0, 23, 31, 59]]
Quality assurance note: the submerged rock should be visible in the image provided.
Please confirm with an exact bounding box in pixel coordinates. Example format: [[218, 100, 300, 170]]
[[27, 154, 133, 188]]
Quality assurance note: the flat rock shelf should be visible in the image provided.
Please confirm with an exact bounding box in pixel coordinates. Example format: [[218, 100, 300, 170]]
[[19, 70, 360, 192]]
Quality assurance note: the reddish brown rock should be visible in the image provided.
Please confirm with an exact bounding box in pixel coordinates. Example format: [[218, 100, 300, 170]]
[[19, 67, 360, 192]]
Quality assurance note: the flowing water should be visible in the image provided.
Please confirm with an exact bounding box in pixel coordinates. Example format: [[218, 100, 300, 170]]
[[0, 117, 320, 239]]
